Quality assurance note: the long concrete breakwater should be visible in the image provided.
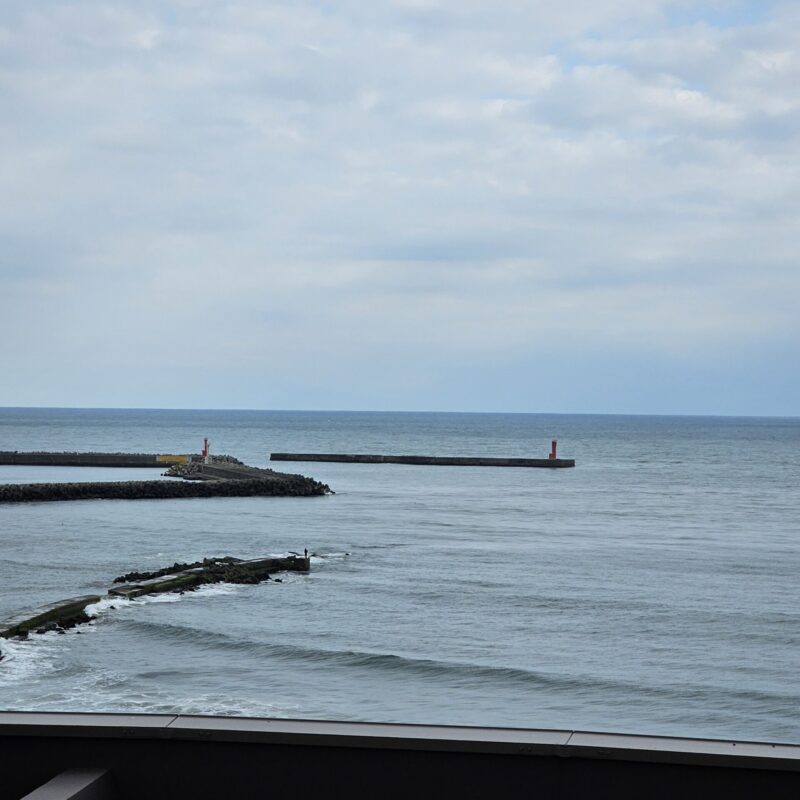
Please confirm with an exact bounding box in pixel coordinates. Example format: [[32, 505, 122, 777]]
[[271, 453, 576, 468], [0, 555, 310, 640], [0, 451, 195, 467]]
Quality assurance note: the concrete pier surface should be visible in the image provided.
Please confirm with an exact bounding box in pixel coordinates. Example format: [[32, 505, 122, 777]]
[[163, 462, 295, 481], [0, 596, 102, 639], [271, 453, 576, 468]]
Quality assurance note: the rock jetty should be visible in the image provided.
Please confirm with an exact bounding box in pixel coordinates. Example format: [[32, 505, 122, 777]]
[[0, 554, 311, 640], [112, 557, 241, 584], [0, 476, 329, 503]]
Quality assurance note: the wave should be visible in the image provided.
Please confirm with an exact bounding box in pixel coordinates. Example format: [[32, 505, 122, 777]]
[[0, 627, 87, 687], [118, 619, 800, 707], [85, 597, 133, 617]]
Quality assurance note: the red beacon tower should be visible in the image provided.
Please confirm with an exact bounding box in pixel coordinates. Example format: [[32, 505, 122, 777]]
[[202, 438, 210, 464], [549, 440, 558, 461]]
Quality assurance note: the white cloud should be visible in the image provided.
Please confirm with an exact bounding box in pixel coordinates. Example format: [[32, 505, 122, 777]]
[[0, 0, 797, 412]]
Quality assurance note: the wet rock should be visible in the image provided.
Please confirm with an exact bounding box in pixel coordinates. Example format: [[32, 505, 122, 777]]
[[113, 557, 240, 584], [36, 621, 59, 634]]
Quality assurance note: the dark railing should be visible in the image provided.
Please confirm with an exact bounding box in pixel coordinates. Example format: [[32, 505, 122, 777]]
[[1, 713, 798, 799]]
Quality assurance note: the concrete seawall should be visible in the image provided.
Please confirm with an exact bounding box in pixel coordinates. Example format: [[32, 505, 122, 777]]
[[271, 453, 576, 468], [0, 451, 190, 467], [0, 596, 102, 639]]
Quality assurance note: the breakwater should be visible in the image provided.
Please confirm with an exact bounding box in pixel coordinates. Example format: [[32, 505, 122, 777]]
[[0, 451, 330, 503], [271, 453, 576, 468], [0, 596, 101, 639], [0, 555, 310, 639], [109, 555, 309, 599], [0, 475, 329, 504], [0, 451, 194, 467]]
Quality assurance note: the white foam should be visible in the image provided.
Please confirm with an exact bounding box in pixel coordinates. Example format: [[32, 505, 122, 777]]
[[88, 582, 240, 619], [128, 583, 239, 604], [170, 693, 300, 718], [85, 597, 133, 617], [190, 582, 239, 598], [269, 572, 303, 585], [308, 551, 350, 565], [137, 592, 182, 604], [0, 631, 64, 686], [9, 685, 304, 718]]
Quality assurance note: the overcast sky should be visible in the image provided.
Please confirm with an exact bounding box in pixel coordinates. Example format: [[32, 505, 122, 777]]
[[1, 1, 798, 414]]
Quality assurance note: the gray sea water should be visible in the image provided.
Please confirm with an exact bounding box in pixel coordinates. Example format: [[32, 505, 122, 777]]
[[0, 408, 798, 742]]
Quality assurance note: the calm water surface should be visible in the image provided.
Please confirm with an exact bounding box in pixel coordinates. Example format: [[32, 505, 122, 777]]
[[0, 408, 798, 741]]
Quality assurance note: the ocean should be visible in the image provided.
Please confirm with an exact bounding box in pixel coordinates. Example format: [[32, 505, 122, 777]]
[[0, 407, 798, 742]]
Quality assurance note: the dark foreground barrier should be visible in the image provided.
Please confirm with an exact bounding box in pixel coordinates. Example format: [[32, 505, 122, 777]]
[[271, 453, 576, 468], [0, 713, 797, 800]]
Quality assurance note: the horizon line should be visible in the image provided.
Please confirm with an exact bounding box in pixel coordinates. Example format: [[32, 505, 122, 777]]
[[0, 405, 797, 420]]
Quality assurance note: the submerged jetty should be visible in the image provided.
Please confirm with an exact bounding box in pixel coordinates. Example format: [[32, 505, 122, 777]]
[[0, 450, 330, 503], [0, 554, 310, 640]]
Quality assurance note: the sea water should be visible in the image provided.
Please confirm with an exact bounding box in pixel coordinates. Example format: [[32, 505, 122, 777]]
[[0, 408, 798, 741]]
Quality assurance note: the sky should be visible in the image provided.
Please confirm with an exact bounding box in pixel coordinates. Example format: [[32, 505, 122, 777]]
[[1, 0, 798, 415]]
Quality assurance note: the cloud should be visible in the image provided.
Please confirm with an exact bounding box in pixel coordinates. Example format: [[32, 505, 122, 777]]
[[0, 0, 797, 413]]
